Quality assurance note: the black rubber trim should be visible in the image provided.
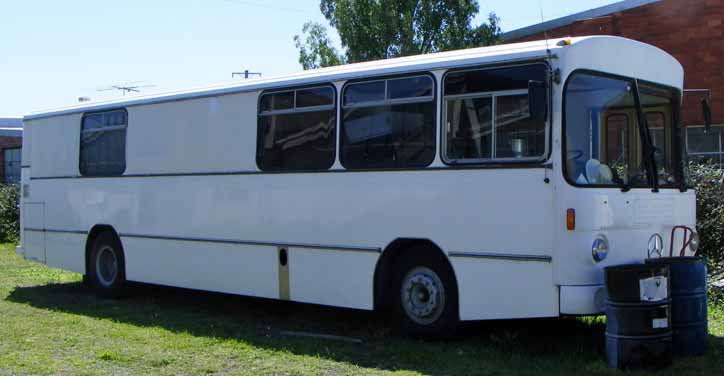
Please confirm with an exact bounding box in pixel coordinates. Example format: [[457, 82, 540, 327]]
[[23, 228, 87, 235], [119, 232, 382, 253], [448, 251, 552, 262], [23, 227, 382, 253], [30, 165, 547, 180]]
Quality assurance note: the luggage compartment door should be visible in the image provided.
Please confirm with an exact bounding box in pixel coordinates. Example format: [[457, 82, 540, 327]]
[[22, 202, 46, 263]]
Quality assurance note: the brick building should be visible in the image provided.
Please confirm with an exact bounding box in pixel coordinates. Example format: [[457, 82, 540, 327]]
[[504, 0, 724, 166], [0, 117, 23, 184]]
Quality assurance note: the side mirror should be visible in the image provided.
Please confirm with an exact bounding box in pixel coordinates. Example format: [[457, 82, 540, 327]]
[[702, 98, 712, 133], [529, 80, 548, 122]]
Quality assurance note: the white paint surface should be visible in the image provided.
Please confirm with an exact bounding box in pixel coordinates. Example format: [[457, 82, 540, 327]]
[[19, 36, 695, 320]]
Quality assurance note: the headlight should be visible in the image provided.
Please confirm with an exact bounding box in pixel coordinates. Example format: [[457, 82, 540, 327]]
[[689, 232, 700, 254], [592, 237, 609, 262]]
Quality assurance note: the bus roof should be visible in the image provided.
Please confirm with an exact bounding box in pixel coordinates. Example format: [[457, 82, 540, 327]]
[[24, 36, 680, 121]]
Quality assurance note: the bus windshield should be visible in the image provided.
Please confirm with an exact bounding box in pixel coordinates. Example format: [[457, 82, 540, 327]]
[[564, 72, 685, 188]]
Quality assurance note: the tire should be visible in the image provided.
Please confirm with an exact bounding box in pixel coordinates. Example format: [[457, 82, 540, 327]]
[[392, 248, 459, 338], [88, 231, 127, 298]]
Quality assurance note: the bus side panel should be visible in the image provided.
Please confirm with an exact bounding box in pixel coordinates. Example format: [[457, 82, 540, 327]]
[[453, 258, 558, 320], [45, 232, 85, 274], [122, 237, 279, 299], [28, 115, 81, 179], [288, 248, 376, 309], [22, 203, 45, 263], [17, 118, 30, 258]]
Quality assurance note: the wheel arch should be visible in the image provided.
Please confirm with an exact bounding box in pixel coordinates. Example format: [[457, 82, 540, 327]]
[[84, 224, 121, 275], [373, 238, 458, 312]]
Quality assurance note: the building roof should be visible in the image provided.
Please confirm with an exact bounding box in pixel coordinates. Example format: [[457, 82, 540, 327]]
[[0, 117, 23, 138], [0, 128, 22, 138], [0, 117, 22, 128], [0, 117, 22, 138], [502, 0, 661, 42]]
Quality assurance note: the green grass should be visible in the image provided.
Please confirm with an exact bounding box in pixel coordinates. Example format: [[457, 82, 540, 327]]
[[0, 243, 723, 375]]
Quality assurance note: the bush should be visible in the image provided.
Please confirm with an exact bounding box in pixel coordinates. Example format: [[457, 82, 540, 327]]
[[0, 184, 19, 243], [689, 163, 724, 273]]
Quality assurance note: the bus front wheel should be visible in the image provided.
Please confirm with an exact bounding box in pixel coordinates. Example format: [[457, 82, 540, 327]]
[[88, 231, 127, 298], [393, 249, 458, 337]]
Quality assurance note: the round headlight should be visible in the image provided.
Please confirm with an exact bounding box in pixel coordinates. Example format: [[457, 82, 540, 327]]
[[689, 232, 700, 254], [592, 237, 609, 262]]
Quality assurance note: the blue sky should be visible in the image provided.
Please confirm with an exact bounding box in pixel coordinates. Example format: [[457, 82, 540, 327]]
[[0, 0, 617, 116]]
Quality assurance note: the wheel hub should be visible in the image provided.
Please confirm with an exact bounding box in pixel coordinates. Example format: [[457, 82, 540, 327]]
[[401, 267, 445, 325], [96, 246, 118, 287]]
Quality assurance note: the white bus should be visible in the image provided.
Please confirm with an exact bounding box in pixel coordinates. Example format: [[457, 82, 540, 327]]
[[18, 36, 698, 336]]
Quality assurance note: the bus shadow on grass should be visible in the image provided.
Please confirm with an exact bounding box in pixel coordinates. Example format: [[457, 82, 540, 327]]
[[7, 281, 722, 373]]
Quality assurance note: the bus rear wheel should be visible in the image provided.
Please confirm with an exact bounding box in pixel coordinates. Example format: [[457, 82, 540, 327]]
[[88, 231, 127, 298], [393, 250, 458, 337]]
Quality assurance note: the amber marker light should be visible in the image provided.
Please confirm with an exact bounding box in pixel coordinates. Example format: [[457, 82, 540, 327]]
[[556, 38, 572, 46], [567, 209, 575, 230]]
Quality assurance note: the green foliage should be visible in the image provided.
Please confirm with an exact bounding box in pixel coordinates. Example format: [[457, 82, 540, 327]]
[[710, 285, 724, 309], [689, 163, 724, 272], [295, 0, 501, 69], [0, 184, 19, 243], [294, 21, 346, 70]]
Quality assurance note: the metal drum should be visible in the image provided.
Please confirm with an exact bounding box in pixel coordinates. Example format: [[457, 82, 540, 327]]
[[646, 257, 707, 356], [604, 264, 672, 369]]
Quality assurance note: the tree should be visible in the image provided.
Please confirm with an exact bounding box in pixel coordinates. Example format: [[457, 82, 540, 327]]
[[294, 0, 501, 70], [294, 21, 345, 70]]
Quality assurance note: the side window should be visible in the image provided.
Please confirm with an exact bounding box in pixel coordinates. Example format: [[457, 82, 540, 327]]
[[80, 109, 127, 176], [340, 75, 435, 169], [256, 86, 336, 171], [443, 64, 547, 163]]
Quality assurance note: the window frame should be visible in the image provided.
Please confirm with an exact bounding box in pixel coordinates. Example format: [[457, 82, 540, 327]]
[[339, 72, 437, 170], [440, 62, 551, 166], [256, 84, 338, 172], [79, 108, 128, 177]]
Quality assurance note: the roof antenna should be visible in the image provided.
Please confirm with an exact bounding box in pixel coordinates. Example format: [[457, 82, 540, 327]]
[[539, 0, 552, 57], [538, 0, 560, 85]]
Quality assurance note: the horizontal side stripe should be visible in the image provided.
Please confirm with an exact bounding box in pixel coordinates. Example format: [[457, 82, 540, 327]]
[[448, 251, 552, 262], [29, 164, 547, 180], [23, 227, 382, 254], [119, 233, 382, 253], [23, 228, 86, 235]]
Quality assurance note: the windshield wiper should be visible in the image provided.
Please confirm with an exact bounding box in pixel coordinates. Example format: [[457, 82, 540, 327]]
[[632, 80, 659, 193]]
